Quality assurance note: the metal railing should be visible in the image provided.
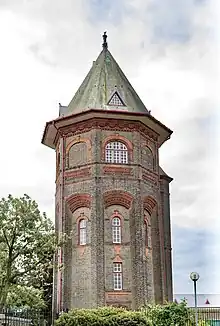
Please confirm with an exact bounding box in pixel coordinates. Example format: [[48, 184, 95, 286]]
[[188, 307, 220, 325], [0, 308, 51, 326], [0, 306, 220, 325]]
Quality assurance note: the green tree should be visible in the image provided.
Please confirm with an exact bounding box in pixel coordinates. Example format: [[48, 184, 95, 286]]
[[6, 285, 46, 309], [0, 194, 56, 308]]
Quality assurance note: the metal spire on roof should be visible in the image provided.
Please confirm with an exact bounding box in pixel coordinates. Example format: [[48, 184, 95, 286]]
[[102, 31, 108, 49]]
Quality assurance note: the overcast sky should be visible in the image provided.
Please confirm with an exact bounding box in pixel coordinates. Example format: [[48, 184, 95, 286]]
[[0, 0, 219, 297]]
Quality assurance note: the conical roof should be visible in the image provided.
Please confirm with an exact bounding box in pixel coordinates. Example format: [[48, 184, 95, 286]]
[[42, 34, 173, 149], [63, 36, 149, 116]]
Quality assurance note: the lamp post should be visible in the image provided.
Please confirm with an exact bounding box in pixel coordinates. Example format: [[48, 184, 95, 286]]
[[190, 272, 200, 326]]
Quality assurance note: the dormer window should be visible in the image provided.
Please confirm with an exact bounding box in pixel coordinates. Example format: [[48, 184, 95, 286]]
[[105, 142, 128, 164], [107, 91, 125, 107]]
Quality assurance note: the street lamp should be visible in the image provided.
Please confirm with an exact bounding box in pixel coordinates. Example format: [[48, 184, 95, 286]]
[[190, 272, 200, 326]]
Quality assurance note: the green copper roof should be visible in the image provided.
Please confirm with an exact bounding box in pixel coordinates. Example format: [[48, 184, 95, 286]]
[[63, 47, 149, 116]]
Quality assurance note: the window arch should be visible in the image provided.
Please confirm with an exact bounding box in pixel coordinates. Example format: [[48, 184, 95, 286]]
[[105, 141, 128, 164], [79, 219, 87, 245], [112, 217, 121, 244]]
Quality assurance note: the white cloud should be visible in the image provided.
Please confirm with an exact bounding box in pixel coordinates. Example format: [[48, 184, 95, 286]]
[[0, 0, 219, 293]]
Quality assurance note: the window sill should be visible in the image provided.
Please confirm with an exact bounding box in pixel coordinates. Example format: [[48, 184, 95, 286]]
[[104, 162, 129, 165]]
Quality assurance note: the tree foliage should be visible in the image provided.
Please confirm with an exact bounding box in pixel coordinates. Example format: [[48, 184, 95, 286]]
[[6, 285, 46, 309], [0, 194, 56, 308]]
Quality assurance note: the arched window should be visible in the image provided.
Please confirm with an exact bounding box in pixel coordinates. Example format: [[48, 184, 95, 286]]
[[105, 142, 128, 164], [142, 146, 154, 170], [112, 217, 121, 244], [79, 219, 87, 245], [68, 142, 87, 168]]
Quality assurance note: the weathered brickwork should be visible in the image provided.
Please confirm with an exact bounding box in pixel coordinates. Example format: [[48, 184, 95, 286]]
[[41, 41, 174, 319], [144, 210, 154, 301], [160, 176, 173, 302], [104, 205, 131, 302], [50, 117, 173, 313]]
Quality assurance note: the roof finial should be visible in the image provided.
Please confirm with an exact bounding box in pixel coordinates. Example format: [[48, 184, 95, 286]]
[[102, 31, 108, 49]]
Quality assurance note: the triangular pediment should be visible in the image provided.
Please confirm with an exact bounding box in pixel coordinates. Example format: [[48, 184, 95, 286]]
[[107, 91, 125, 107]]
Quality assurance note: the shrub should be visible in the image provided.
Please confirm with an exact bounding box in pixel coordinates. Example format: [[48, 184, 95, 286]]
[[55, 306, 151, 326], [141, 301, 194, 326], [56, 302, 208, 326]]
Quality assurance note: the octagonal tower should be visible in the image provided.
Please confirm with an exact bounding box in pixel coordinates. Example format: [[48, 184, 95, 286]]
[[42, 33, 173, 315]]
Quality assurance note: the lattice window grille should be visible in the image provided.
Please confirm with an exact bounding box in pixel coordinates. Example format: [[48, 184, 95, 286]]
[[105, 142, 128, 164]]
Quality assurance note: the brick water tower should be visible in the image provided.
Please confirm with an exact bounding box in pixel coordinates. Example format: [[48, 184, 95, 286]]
[[42, 32, 173, 314]]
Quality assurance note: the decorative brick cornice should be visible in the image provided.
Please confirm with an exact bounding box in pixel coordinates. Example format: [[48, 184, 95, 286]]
[[143, 196, 157, 215], [57, 118, 158, 144], [64, 167, 91, 179], [97, 119, 158, 141], [103, 190, 133, 209], [66, 193, 92, 213], [103, 165, 133, 175]]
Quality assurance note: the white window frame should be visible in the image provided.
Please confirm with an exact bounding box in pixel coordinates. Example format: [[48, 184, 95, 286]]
[[79, 219, 87, 245], [112, 217, 121, 244], [113, 263, 123, 290], [105, 141, 128, 164]]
